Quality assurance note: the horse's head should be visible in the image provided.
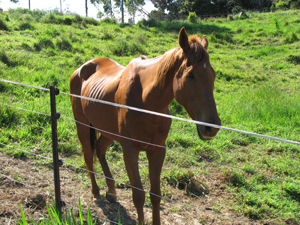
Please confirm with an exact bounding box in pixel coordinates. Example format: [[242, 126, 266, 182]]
[[173, 27, 221, 140]]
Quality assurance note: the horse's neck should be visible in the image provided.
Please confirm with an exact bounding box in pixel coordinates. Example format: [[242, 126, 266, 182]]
[[142, 49, 182, 113]]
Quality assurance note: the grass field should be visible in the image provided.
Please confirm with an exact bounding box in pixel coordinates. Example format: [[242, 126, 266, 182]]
[[0, 8, 300, 224]]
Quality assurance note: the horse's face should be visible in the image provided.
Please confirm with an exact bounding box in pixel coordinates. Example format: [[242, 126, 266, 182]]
[[173, 28, 221, 140]]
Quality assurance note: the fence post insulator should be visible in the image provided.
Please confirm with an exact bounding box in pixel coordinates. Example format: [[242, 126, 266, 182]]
[[61, 200, 66, 207], [55, 88, 60, 95], [58, 159, 63, 167], [56, 112, 61, 119]]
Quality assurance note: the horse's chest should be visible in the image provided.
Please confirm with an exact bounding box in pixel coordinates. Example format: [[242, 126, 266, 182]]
[[123, 111, 171, 145]]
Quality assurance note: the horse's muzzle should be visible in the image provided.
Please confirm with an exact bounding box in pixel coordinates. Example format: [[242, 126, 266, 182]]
[[196, 119, 221, 141]]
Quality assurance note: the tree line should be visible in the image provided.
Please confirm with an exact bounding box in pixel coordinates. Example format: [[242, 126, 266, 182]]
[[8, 0, 300, 23]]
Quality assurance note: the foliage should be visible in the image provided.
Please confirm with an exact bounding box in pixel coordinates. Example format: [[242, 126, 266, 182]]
[[275, 0, 288, 9], [16, 197, 99, 224], [138, 17, 157, 27], [187, 12, 198, 23], [287, 54, 300, 65], [290, 0, 300, 9], [0, 17, 9, 30]]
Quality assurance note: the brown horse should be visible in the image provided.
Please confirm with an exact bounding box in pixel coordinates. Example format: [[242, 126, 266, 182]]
[[70, 27, 221, 225]]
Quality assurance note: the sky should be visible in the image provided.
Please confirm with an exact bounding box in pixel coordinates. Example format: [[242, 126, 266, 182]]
[[0, 0, 154, 22]]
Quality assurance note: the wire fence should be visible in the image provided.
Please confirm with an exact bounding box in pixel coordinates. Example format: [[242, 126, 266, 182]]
[[1, 78, 300, 224]]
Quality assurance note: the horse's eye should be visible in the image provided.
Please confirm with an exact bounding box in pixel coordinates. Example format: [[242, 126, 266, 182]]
[[187, 73, 194, 79]]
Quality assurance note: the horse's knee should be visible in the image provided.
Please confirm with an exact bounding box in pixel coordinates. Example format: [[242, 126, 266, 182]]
[[150, 193, 161, 205], [133, 189, 145, 208]]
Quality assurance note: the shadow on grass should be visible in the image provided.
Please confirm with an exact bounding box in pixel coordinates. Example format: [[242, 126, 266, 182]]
[[95, 198, 137, 224]]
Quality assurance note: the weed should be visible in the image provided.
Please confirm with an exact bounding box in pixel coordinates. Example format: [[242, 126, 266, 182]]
[[0, 106, 19, 126], [287, 54, 300, 65], [18, 21, 34, 30], [0, 50, 10, 65], [56, 38, 72, 51], [34, 37, 54, 51], [222, 170, 248, 188], [20, 42, 33, 51], [187, 12, 198, 23], [163, 169, 194, 190], [284, 32, 299, 43]]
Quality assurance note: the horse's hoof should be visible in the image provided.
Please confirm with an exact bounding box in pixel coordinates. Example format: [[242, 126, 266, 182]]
[[106, 192, 117, 202], [93, 194, 102, 202]]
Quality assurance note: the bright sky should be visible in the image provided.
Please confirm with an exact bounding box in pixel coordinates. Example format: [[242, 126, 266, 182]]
[[1, 0, 154, 22]]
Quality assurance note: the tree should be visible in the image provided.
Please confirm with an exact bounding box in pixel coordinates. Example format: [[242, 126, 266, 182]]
[[102, 0, 114, 18], [125, 0, 145, 23], [85, 0, 102, 17], [179, 0, 219, 17], [9, 0, 31, 9]]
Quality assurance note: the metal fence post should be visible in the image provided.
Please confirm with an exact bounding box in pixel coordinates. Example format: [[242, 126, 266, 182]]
[[50, 85, 62, 218]]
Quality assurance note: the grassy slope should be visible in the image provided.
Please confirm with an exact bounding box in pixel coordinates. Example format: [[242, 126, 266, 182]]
[[1, 9, 300, 224]]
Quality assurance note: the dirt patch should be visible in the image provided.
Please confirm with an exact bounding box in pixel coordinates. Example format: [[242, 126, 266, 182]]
[[0, 152, 257, 224]]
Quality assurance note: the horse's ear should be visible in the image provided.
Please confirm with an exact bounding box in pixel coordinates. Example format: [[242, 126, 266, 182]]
[[201, 35, 209, 50], [179, 27, 190, 52]]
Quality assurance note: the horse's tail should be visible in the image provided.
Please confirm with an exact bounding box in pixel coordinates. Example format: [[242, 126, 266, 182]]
[[90, 123, 96, 152]]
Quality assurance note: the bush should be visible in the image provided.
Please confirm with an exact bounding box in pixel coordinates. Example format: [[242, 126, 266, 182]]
[[73, 14, 83, 23], [0, 50, 10, 65], [110, 37, 146, 56], [137, 18, 157, 27], [187, 12, 198, 23], [63, 16, 73, 25], [34, 37, 54, 51], [276, 0, 288, 9], [100, 17, 116, 24], [287, 54, 300, 65], [4, 12, 9, 21], [83, 17, 99, 26], [0, 18, 9, 31], [18, 21, 34, 30], [227, 15, 234, 21], [290, 0, 300, 9], [284, 32, 298, 43], [21, 42, 33, 51], [270, 5, 276, 12], [56, 38, 72, 51], [0, 106, 19, 126]]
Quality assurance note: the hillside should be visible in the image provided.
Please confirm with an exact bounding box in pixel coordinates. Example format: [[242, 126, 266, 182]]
[[1, 8, 300, 224]]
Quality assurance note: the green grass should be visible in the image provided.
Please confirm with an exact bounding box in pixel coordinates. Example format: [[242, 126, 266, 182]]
[[1, 8, 300, 224]]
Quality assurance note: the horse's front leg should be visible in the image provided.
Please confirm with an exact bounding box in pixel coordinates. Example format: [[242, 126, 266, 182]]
[[147, 147, 166, 225], [122, 144, 145, 225]]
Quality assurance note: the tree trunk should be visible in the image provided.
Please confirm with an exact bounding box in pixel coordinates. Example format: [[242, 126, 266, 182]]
[[85, 0, 88, 17], [121, 0, 124, 23], [60, 0, 62, 13], [29, 0, 30, 9]]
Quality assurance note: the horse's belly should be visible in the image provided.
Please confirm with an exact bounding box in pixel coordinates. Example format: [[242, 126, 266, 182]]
[[122, 112, 172, 148]]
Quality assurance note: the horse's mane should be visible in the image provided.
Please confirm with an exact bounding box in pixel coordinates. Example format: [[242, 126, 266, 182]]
[[154, 35, 208, 87]]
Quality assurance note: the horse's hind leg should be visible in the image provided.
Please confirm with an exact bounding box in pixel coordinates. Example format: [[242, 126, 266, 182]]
[[75, 121, 101, 200], [94, 135, 117, 202]]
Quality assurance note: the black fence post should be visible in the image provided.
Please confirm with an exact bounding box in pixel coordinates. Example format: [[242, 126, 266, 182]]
[[50, 85, 62, 218]]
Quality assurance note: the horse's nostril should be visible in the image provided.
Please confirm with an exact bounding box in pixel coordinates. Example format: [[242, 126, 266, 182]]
[[205, 126, 212, 133]]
